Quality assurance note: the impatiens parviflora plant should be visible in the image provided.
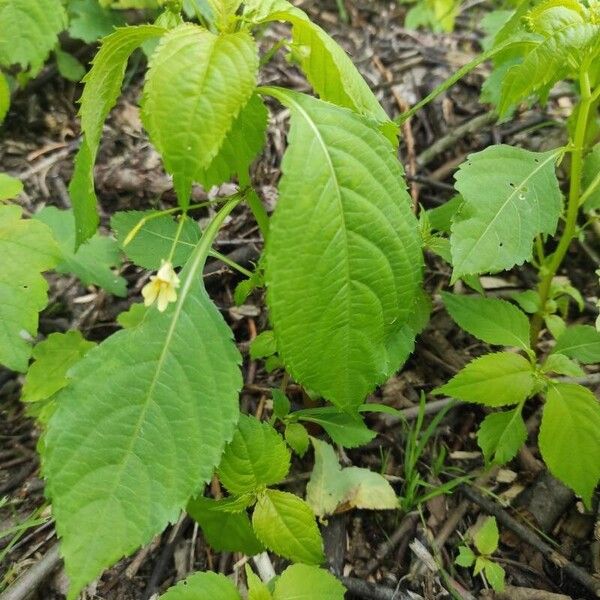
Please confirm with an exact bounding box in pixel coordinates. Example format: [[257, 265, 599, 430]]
[[1, 0, 599, 596], [422, 0, 600, 505], [455, 517, 505, 593], [0, 0, 423, 596]]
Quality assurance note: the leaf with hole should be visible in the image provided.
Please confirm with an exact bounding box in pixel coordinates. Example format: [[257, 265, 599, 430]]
[[451, 146, 562, 278]]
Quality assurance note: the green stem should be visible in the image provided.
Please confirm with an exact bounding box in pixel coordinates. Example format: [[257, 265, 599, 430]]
[[207, 249, 254, 277], [123, 198, 229, 247], [167, 212, 187, 263], [530, 72, 593, 347], [396, 44, 506, 125]]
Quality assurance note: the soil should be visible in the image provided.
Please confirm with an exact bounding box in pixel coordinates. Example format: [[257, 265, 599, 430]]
[[1, 1, 599, 599]]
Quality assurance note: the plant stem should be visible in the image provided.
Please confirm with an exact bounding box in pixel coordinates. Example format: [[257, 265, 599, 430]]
[[530, 71, 593, 347]]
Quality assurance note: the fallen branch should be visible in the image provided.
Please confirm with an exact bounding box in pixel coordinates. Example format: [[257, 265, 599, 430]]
[[340, 577, 413, 600], [0, 544, 61, 600]]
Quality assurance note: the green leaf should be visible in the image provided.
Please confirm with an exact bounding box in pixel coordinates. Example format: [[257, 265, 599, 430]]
[[541, 352, 584, 377], [499, 23, 600, 116], [0, 0, 67, 73], [474, 517, 499, 555], [0, 205, 60, 372], [284, 423, 309, 457], [295, 408, 375, 448], [68, 0, 126, 43], [196, 94, 268, 189], [539, 383, 600, 507], [250, 1, 390, 129], [552, 325, 600, 364], [477, 408, 527, 465], [111, 211, 200, 269], [159, 571, 241, 600], [442, 293, 531, 350], [55, 49, 86, 82], [218, 415, 290, 495], [22, 332, 96, 403], [246, 565, 273, 600], [426, 195, 463, 233], [455, 545, 476, 567], [451, 146, 562, 278], [434, 352, 535, 407], [35, 207, 127, 297], [141, 24, 258, 207], [582, 144, 600, 212], [42, 204, 243, 598], [273, 564, 345, 600], [263, 88, 422, 411], [252, 489, 324, 565], [250, 330, 277, 360], [70, 25, 165, 246], [271, 389, 290, 419], [306, 438, 397, 516], [484, 560, 505, 592], [511, 290, 540, 314], [116, 303, 147, 329], [545, 313, 566, 339], [187, 496, 264, 555], [0, 72, 10, 123], [0, 173, 23, 200]]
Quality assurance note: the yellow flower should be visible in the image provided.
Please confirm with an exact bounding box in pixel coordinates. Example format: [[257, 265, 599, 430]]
[[142, 260, 180, 312]]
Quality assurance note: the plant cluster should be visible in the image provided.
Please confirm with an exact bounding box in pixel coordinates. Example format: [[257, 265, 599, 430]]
[[0, 0, 599, 597]]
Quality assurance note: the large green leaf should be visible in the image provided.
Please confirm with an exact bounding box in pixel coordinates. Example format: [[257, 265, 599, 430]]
[[434, 352, 536, 407], [42, 203, 243, 598], [263, 88, 422, 411], [273, 564, 346, 600], [22, 331, 96, 403], [70, 25, 166, 246], [141, 24, 258, 207], [252, 489, 324, 565], [499, 22, 600, 115], [248, 1, 390, 129], [217, 415, 291, 495], [159, 571, 241, 600], [552, 324, 600, 364], [539, 383, 600, 507], [442, 293, 531, 350], [35, 207, 127, 296], [0, 205, 60, 372], [0, 0, 67, 73], [451, 146, 562, 278]]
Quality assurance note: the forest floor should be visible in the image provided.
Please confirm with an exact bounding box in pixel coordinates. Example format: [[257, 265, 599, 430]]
[[1, 1, 599, 599]]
